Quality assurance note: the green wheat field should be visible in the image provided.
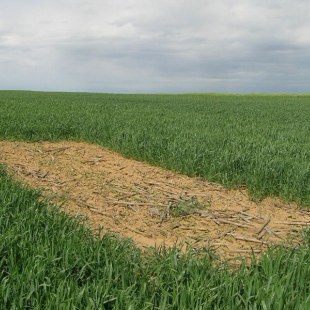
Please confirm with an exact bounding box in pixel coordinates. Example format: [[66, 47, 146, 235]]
[[0, 91, 309, 309]]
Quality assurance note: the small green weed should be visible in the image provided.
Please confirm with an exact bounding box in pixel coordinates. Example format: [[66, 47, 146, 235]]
[[168, 196, 207, 217]]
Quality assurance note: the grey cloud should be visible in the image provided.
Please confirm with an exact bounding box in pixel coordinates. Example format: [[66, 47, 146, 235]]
[[0, 0, 309, 93]]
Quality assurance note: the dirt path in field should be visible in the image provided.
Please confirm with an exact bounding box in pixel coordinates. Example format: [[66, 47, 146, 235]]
[[1, 141, 310, 261]]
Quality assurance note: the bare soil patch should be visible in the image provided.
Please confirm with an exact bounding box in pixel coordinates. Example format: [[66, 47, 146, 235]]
[[1, 141, 309, 261]]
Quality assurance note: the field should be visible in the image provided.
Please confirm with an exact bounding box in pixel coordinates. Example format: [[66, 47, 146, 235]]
[[0, 91, 310, 308], [1, 91, 310, 204]]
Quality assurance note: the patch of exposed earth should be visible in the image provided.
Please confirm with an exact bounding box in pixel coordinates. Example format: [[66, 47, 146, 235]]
[[1, 141, 310, 262]]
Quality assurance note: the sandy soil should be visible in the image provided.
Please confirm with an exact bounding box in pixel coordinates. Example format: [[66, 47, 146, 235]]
[[1, 140, 309, 262]]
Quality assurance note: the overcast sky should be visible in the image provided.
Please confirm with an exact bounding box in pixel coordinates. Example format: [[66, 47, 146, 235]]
[[0, 0, 309, 93]]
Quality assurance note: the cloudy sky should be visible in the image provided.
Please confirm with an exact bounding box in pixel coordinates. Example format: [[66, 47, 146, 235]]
[[0, 0, 309, 93]]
